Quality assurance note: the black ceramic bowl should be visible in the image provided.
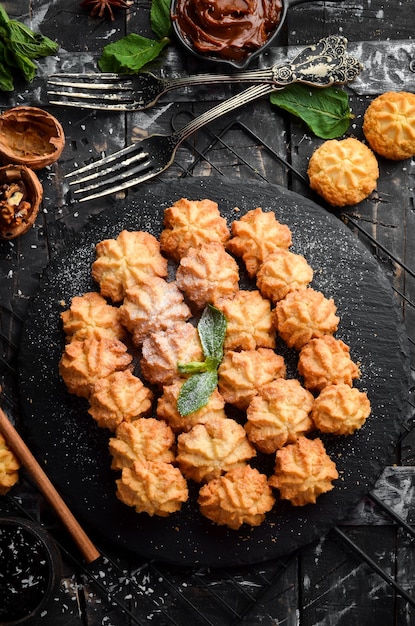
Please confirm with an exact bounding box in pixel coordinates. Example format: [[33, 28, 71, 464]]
[[0, 517, 62, 625], [171, 0, 344, 70]]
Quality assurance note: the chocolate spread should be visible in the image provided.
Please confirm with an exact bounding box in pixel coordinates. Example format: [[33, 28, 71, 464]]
[[173, 0, 283, 60]]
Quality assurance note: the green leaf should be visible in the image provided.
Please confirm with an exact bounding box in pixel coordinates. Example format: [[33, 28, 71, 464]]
[[0, 6, 58, 91], [197, 304, 227, 362], [98, 33, 169, 74], [270, 84, 354, 139], [0, 41, 14, 91], [150, 0, 172, 39], [176, 305, 227, 415], [5, 20, 58, 59], [177, 371, 219, 416]]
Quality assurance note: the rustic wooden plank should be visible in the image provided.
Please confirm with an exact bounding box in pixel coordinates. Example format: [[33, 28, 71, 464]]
[[300, 527, 396, 626], [286, 0, 415, 46]]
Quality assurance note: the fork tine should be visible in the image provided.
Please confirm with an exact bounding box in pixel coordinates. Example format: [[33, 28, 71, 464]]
[[47, 98, 139, 111], [75, 168, 158, 203], [66, 143, 141, 180], [47, 73, 136, 109], [48, 78, 131, 92], [48, 72, 126, 82], [70, 148, 150, 187]]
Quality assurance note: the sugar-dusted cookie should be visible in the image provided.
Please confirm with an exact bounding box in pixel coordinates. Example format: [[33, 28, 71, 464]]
[[88, 369, 153, 431], [245, 378, 314, 453], [119, 277, 191, 346], [175, 242, 239, 310], [227, 207, 292, 277], [116, 460, 188, 517], [274, 287, 340, 350], [198, 465, 275, 529], [92, 230, 168, 302], [269, 436, 338, 506], [160, 197, 230, 262], [298, 335, 360, 392], [311, 383, 371, 435], [141, 322, 204, 386], [218, 348, 286, 410], [256, 249, 313, 303]]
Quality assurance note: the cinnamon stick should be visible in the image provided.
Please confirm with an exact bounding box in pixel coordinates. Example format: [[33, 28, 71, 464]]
[[0, 406, 100, 564]]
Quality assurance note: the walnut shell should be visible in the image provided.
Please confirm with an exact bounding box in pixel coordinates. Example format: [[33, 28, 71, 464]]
[[0, 106, 65, 170], [0, 165, 43, 240]]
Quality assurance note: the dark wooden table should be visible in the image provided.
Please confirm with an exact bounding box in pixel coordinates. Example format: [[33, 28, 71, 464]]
[[1, 0, 415, 624]]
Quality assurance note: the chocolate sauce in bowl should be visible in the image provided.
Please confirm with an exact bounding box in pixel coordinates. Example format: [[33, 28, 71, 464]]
[[173, 0, 283, 60]]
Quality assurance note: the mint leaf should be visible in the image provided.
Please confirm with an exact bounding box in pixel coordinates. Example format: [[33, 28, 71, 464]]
[[0, 6, 58, 91], [270, 84, 353, 139], [98, 33, 169, 74], [150, 0, 172, 39], [197, 304, 227, 362], [177, 371, 219, 416], [0, 41, 14, 90]]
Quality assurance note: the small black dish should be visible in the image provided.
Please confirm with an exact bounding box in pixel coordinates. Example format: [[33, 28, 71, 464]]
[[170, 0, 344, 70], [0, 517, 62, 625]]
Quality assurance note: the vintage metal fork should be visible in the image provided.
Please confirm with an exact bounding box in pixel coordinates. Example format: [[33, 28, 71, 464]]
[[49, 35, 358, 112], [65, 37, 362, 202]]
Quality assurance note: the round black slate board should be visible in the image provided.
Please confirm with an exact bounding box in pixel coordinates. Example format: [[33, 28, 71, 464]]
[[18, 178, 409, 567]]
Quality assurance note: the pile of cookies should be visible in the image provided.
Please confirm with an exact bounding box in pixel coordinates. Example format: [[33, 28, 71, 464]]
[[59, 198, 371, 530]]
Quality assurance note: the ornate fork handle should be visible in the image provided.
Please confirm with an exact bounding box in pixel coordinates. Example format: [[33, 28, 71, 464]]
[[160, 35, 362, 92]]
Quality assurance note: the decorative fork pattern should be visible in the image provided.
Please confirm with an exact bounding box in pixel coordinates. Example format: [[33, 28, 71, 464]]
[[65, 36, 362, 202], [48, 35, 361, 112]]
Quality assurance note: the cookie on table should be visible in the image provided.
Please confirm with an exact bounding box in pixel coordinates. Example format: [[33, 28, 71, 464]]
[[307, 137, 379, 207], [245, 378, 314, 453], [92, 230, 168, 303], [227, 207, 292, 277], [298, 335, 360, 392], [273, 287, 340, 350], [311, 383, 371, 435], [217, 348, 286, 410], [175, 242, 239, 310], [0, 432, 20, 495], [109, 418, 175, 470], [363, 91, 415, 160], [198, 465, 275, 530], [176, 415, 256, 483], [119, 277, 191, 346], [88, 369, 153, 431], [160, 197, 230, 262], [269, 436, 338, 506], [116, 460, 189, 517]]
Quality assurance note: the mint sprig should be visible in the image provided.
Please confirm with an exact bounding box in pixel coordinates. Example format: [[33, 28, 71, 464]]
[[0, 5, 58, 91], [177, 305, 227, 417]]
